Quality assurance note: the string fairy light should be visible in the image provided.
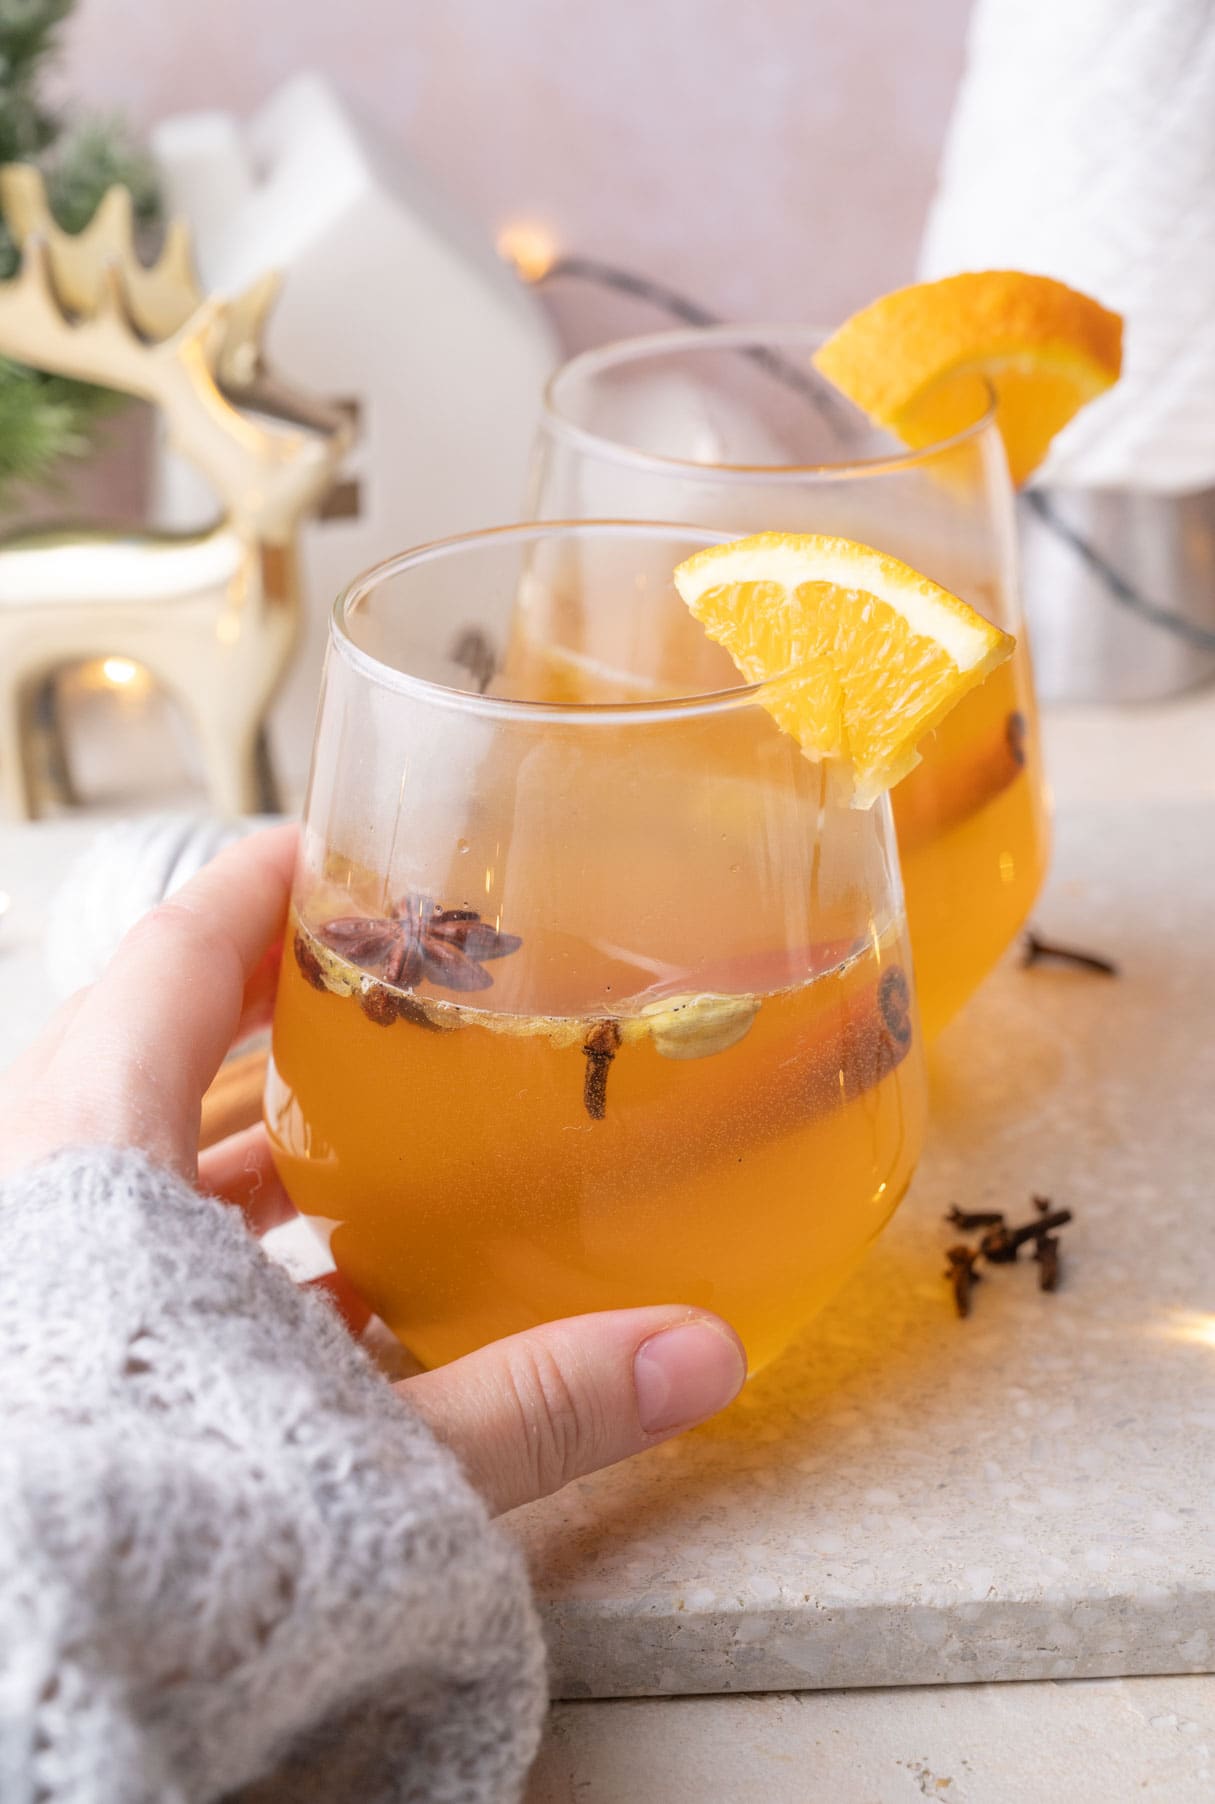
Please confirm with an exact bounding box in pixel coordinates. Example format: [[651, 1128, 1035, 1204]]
[[495, 220, 560, 285]]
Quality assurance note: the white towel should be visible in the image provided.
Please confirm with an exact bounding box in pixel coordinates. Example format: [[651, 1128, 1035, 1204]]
[[920, 0, 1215, 493]]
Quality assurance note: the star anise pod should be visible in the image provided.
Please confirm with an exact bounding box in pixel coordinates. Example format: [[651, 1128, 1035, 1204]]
[[315, 895, 521, 993]]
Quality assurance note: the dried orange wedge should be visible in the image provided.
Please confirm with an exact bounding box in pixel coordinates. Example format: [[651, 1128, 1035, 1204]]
[[812, 272, 1123, 486], [673, 532, 1014, 803]]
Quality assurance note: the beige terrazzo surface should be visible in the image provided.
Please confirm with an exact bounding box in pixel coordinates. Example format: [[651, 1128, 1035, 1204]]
[[3, 700, 1215, 1790], [528, 1674, 1215, 1802], [509, 797, 1215, 1697]]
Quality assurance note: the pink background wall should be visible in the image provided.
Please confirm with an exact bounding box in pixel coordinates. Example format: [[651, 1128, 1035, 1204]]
[[61, 0, 973, 346]]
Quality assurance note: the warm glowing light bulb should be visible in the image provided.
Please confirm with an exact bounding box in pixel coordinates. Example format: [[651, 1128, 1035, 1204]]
[[1163, 1310, 1215, 1349], [496, 221, 559, 283], [101, 656, 139, 687]]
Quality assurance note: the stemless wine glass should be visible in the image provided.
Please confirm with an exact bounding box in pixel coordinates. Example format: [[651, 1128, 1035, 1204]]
[[529, 327, 1051, 1038], [265, 521, 927, 1373]]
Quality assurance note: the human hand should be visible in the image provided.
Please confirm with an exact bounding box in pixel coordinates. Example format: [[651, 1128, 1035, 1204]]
[[0, 825, 746, 1513]]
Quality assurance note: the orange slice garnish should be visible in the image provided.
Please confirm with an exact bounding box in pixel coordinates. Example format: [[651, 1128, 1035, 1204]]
[[673, 532, 1014, 803], [812, 271, 1122, 485]]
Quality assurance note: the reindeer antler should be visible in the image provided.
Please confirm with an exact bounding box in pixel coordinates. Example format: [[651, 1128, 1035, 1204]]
[[0, 229, 337, 534], [0, 164, 276, 389], [0, 162, 200, 343], [0, 164, 350, 436], [0, 232, 200, 397]]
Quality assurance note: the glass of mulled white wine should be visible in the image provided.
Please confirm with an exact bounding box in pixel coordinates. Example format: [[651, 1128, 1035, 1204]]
[[265, 521, 928, 1371], [530, 326, 1050, 1039]]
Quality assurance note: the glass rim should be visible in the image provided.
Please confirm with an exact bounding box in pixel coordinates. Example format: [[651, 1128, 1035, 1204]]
[[541, 322, 1000, 480], [332, 518, 812, 725]]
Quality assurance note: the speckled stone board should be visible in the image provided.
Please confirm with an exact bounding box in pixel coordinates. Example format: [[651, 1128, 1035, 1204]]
[[508, 800, 1215, 1698]]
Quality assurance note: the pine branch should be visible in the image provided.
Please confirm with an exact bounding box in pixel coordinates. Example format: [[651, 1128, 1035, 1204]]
[[0, 1, 163, 503], [0, 357, 116, 487], [45, 115, 161, 232], [0, 0, 74, 68], [0, 1, 74, 166]]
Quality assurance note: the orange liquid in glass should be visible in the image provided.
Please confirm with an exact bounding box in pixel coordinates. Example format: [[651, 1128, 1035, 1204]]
[[893, 643, 1049, 1038], [266, 920, 924, 1371], [500, 618, 1049, 1041]]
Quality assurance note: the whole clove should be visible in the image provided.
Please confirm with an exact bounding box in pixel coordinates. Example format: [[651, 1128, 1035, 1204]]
[[944, 1197, 1074, 1318], [946, 1206, 1007, 1231], [980, 1208, 1073, 1265], [1035, 1234, 1061, 1292], [293, 930, 328, 993], [450, 626, 497, 694], [979, 1221, 1017, 1264], [359, 981, 402, 1027], [1021, 931, 1119, 977], [582, 1020, 622, 1120], [945, 1244, 982, 1318]]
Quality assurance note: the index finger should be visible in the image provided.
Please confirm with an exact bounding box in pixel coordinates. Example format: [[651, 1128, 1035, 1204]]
[[73, 822, 298, 1120]]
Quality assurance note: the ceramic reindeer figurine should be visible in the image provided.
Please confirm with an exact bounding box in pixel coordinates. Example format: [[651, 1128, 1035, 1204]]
[[0, 166, 352, 819]]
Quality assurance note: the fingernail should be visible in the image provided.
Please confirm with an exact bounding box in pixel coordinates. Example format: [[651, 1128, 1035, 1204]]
[[634, 1319, 747, 1434]]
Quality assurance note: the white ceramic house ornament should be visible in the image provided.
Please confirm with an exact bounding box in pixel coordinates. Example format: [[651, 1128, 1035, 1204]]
[[152, 74, 559, 800]]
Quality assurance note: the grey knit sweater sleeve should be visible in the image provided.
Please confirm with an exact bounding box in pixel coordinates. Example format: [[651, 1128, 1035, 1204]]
[[0, 1148, 547, 1804]]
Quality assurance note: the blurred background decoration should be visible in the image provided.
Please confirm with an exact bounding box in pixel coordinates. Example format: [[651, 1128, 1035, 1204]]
[[57, 0, 969, 346], [149, 73, 557, 798], [0, 0, 974, 820], [921, 0, 1215, 701], [0, 0, 1211, 825], [0, 0, 160, 501], [0, 163, 352, 819]]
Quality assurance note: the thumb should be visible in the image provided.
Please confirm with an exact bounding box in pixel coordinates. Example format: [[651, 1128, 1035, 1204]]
[[401, 1307, 747, 1515]]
